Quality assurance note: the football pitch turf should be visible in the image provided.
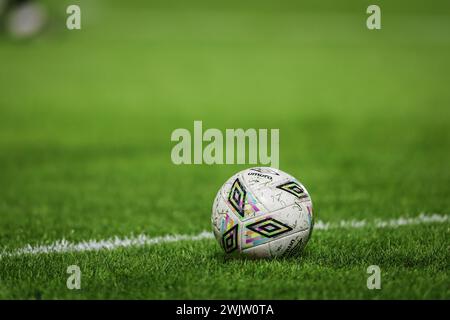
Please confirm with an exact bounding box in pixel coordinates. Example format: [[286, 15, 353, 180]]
[[0, 0, 449, 299]]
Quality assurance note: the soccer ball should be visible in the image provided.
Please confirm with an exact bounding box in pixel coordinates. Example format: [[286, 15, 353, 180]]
[[211, 167, 313, 258]]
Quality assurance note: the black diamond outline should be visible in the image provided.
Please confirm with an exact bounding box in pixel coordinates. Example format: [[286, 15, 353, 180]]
[[246, 217, 293, 238], [228, 179, 246, 218], [222, 224, 239, 253], [277, 181, 309, 199]]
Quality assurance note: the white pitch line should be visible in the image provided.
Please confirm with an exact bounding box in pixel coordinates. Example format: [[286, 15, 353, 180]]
[[0, 213, 447, 259], [313, 213, 448, 231]]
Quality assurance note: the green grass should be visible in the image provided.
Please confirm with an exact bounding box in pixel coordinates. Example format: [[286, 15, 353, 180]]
[[0, 0, 449, 299]]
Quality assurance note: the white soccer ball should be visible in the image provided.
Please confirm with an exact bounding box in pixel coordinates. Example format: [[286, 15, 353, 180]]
[[211, 167, 314, 258]]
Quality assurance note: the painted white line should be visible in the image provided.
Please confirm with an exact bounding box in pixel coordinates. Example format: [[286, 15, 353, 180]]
[[0, 213, 447, 259], [0, 231, 214, 259], [313, 213, 449, 231]]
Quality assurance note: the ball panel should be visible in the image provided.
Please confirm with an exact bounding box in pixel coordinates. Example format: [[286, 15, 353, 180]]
[[211, 191, 242, 253], [241, 167, 288, 190], [274, 202, 312, 233], [219, 171, 268, 222], [268, 229, 310, 257], [241, 202, 311, 251], [241, 242, 271, 258], [211, 190, 230, 231], [253, 179, 312, 212]]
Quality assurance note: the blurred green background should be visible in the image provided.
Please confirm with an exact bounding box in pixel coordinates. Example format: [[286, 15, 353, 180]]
[[1, 0, 449, 243], [0, 0, 449, 299]]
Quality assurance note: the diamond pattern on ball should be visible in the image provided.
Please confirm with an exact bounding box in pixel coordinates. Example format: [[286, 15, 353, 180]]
[[222, 224, 239, 253], [228, 178, 246, 218], [246, 217, 293, 238], [277, 181, 309, 199]]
